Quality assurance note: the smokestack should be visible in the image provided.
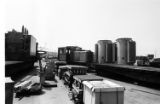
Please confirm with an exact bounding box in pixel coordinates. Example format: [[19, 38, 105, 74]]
[[22, 25, 25, 34], [26, 29, 29, 34], [25, 28, 27, 34]]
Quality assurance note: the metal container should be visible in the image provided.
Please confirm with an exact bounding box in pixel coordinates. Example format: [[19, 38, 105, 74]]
[[5, 77, 14, 104], [97, 40, 112, 64], [68, 65, 88, 75], [72, 75, 103, 104], [116, 38, 136, 65], [83, 80, 125, 104]]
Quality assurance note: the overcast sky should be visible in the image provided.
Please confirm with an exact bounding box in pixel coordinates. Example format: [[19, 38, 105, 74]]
[[4, 0, 160, 57]]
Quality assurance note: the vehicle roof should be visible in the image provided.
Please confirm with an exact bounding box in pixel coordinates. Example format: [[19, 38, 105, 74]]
[[73, 75, 103, 82]]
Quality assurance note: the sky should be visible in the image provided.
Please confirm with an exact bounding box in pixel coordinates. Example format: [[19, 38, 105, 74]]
[[3, 0, 160, 57]]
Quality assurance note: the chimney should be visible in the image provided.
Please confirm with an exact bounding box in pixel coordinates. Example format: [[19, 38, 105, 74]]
[[22, 25, 25, 34]]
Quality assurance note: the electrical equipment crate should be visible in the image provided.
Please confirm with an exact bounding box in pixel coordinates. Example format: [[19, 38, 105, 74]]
[[67, 65, 87, 75], [83, 80, 125, 104], [72, 75, 103, 104]]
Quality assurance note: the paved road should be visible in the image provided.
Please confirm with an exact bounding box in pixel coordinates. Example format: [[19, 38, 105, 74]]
[[103, 77, 160, 104], [13, 75, 160, 104]]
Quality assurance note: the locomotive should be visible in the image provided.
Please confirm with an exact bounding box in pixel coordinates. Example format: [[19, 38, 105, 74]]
[[5, 26, 38, 77]]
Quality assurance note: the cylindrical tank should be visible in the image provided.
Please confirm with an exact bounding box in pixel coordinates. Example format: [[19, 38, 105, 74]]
[[116, 38, 136, 65], [127, 41, 136, 64], [112, 42, 117, 63], [95, 44, 98, 63], [97, 40, 112, 64]]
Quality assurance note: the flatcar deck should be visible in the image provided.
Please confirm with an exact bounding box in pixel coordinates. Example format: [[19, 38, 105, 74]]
[[98, 63, 160, 72], [5, 61, 23, 66], [95, 63, 160, 85]]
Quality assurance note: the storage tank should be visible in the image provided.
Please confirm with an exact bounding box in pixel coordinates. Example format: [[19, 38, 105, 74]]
[[97, 40, 112, 64], [116, 38, 136, 65], [112, 42, 117, 63], [127, 41, 136, 64], [95, 44, 98, 63]]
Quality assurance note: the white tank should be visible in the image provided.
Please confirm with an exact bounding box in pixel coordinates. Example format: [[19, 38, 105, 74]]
[[97, 40, 112, 64], [127, 41, 136, 64], [95, 44, 98, 63], [112, 42, 117, 63], [116, 38, 136, 65]]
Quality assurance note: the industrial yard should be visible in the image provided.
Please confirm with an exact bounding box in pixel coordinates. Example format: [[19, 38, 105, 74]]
[[12, 60, 160, 104], [5, 26, 160, 104], [13, 77, 160, 104], [4, 1, 160, 104]]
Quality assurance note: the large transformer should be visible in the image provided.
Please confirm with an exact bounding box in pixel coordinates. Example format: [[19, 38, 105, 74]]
[[97, 40, 113, 64], [5, 31, 37, 61], [73, 50, 93, 63], [58, 46, 93, 66], [116, 38, 136, 65], [5, 26, 38, 76], [58, 46, 82, 64]]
